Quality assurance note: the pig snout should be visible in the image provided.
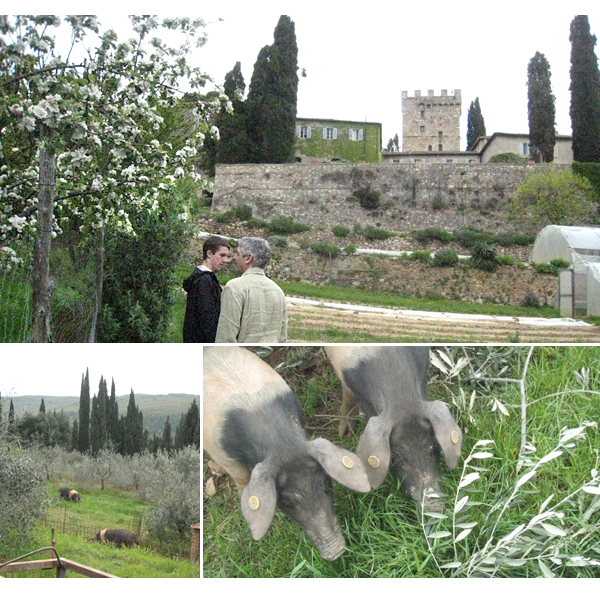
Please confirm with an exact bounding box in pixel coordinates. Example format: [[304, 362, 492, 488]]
[[303, 512, 346, 561]]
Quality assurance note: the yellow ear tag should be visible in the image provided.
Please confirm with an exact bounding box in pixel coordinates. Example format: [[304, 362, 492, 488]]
[[368, 455, 380, 468], [248, 496, 260, 511], [342, 455, 354, 469], [451, 430, 459, 444]]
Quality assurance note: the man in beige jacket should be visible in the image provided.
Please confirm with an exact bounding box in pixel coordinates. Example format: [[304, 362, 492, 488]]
[[215, 237, 287, 343]]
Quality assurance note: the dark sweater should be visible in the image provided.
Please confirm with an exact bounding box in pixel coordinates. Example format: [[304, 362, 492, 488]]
[[182, 268, 222, 343]]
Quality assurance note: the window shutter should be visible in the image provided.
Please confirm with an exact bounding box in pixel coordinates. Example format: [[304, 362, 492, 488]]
[[296, 125, 301, 138], [359, 129, 364, 141], [333, 128, 338, 140], [307, 126, 311, 139], [323, 128, 327, 140]]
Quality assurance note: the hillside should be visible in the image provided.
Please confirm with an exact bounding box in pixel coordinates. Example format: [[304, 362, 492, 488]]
[[7, 393, 198, 437]]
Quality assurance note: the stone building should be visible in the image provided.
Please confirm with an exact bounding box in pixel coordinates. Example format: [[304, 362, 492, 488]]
[[401, 89, 461, 153], [294, 117, 382, 163], [471, 132, 573, 164]]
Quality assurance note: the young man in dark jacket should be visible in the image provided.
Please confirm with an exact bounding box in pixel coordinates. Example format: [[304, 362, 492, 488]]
[[182, 235, 230, 342]]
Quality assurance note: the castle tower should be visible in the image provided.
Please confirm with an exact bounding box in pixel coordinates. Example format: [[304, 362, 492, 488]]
[[401, 89, 461, 152]]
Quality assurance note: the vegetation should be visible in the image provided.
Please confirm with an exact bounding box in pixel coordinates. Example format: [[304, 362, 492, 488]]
[[569, 15, 600, 163], [245, 16, 299, 163], [470, 243, 500, 272], [488, 152, 529, 164], [332, 225, 351, 238], [363, 225, 394, 240], [353, 186, 381, 210], [309, 241, 341, 258], [572, 162, 600, 199], [267, 215, 310, 235], [508, 168, 598, 227], [204, 346, 600, 577], [527, 51, 556, 163], [433, 248, 459, 267], [466, 97, 486, 151]]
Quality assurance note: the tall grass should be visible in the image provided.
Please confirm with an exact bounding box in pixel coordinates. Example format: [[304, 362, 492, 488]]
[[203, 346, 600, 578]]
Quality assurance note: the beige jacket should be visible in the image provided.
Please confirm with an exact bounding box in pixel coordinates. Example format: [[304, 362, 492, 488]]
[[215, 268, 287, 343]]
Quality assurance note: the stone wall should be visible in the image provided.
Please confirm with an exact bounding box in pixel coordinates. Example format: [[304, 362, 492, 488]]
[[213, 162, 558, 233]]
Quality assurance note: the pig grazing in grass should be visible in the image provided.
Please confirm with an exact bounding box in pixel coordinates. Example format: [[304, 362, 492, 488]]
[[326, 346, 462, 510], [203, 346, 371, 561], [94, 529, 138, 547], [58, 487, 81, 502]]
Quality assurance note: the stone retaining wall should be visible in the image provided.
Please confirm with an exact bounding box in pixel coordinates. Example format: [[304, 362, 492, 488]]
[[213, 162, 564, 232]]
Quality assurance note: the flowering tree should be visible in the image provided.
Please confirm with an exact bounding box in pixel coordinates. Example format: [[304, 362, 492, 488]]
[[0, 15, 226, 341]]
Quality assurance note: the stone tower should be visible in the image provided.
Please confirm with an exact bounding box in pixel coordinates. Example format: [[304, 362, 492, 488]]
[[401, 89, 461, 152]]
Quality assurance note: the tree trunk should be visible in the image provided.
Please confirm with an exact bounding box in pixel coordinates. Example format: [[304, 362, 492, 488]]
[[31, 141, 55, 343], [89, 226, 105, 343]]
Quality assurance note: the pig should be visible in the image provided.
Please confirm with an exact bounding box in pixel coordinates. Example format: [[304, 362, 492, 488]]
[[58, 487, 81, 502], [325, 346, 462, 511], [203, 346, 371, 561], [93, 529, 138, 547]]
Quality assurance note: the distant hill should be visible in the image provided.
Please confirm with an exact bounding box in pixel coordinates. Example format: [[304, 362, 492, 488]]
[[7, 393, 199, 438]]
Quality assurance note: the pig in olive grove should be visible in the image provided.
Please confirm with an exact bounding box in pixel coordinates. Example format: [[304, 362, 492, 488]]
[[203, 346, 371, 561], [93, 529, 138, 547], [325, 346, 462, 511], [58, 487, 81, 502]]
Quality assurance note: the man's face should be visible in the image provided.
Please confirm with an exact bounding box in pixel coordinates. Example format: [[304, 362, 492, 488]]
[[206, 246, 229, 271], [233, 246, 252, 273]]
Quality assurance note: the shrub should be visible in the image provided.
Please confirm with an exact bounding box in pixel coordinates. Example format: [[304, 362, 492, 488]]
[[343, 243, 357, 254], [267, 216, 310, 235], [232, 204, 253, 221], [433, 248, 459, 267], [455, 228, 495, 248], [353, 186, 381, 209], [353, 222, 364, 235], [309, 241, 341, 257], [409, 250, 432, 264], [495, 232, 536, 246], [470, 243, 500, 272], [214, 209, 236, 223], [488, 152, 529, 163], [534, 259, 570, 275], [332, 224, 351, 238], [363, 225, 394, 240], [508, 168, 598, 227], [414, 228, 454, 244], [521, 291, 541, 308], [572, 162, 600, 199], [267, 235, 288, 248], [498, 254, 516, 266], [245, 218, 269, 229]]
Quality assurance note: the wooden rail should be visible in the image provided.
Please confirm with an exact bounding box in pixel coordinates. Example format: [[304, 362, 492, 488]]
[[0, 557, 118, 578]]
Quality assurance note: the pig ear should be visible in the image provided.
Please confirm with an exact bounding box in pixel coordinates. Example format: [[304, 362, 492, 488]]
[[356, 415, 394, 488], [423, 400, 463, 469], [307, 438, 371, 493], [240, 461, 277, 540]]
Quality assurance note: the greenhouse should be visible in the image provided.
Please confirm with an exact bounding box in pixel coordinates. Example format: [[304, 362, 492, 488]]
[[530, 225, 600, 264]]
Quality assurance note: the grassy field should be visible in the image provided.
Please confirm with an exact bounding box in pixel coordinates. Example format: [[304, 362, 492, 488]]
[[5, 483, 199, 578], [203, 345, 600, 578]]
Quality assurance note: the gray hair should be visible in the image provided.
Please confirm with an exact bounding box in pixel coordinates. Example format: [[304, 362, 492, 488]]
[[238, 237, 272, 269]]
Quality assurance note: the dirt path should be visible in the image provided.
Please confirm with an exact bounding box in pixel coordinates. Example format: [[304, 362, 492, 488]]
[[287, 298, 600, 343]]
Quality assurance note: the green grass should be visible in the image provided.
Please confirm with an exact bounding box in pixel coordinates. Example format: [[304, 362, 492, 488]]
[[203, 346, 600, 578]]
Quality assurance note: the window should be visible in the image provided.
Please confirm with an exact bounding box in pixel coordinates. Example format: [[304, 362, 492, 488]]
[[323, 127, 338, 140], [349, 128, 364, 141], [521, 142, 531, 156], [428, 145, 433, 152], [438, 144, 443, 151], [438, 131, 443, 139], [296, 125, 311, 139], [420, 111, 425, 119], [420, 126, 425, 133]]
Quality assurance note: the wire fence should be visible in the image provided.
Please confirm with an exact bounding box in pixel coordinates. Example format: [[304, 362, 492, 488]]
[[43, 507, 145, 542]]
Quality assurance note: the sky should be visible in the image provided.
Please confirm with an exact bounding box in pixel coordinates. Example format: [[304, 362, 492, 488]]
[[17, 4, 600, 148], [0, 344, 201, 397]]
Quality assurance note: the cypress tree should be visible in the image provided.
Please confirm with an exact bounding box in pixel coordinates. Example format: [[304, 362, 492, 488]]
[[107, 378, 119, 447], [528, 52, 556, 163], [78, 368, 90, 453], [70, 418, 79, 451], [8, 399, 15, 432], [216, 62, 253, 164], [246, 16, 299, 163], [90, 377, 109, 455], [161, 416, 172, 453], [570, 15, 600, 163], [123, 389, 144, 456], [466, 97, 486, 151], [38, 398, 46, 414]]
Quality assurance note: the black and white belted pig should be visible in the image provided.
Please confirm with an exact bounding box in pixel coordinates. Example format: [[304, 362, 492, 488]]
[[325, 346, 462, 511], [203, 346, 371, 561]]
